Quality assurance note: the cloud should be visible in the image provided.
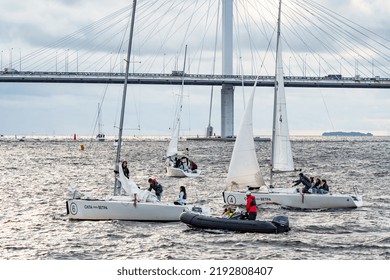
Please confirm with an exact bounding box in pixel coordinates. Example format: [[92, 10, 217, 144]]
[[0, 0, 389, 136]]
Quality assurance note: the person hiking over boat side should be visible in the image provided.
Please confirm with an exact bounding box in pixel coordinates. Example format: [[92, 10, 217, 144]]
[[174, 186, 187, 205], [148, 178, 163, 201], [319, 179, 330, 194], [121, 160, 130, 179], [245, 191, 257, 220], [293, 173, 312, 193]]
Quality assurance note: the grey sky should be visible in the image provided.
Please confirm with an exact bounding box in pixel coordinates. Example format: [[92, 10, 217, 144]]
[[0, 0, 389, 137]]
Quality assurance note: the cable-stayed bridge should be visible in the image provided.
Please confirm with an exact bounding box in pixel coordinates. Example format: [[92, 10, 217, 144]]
[[1, 71, 390, 88], [1, 0, 390, 137]]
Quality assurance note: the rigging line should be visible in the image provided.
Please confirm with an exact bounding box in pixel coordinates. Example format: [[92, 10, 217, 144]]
[[135, 0, 192, 72], [246, 1, 278, 76], [207, 0, 220, 129], [20, 6, 130, 66], [130, 0, 177, 73], [293, 0, 390, 75], [236, 0, 258, 75], [142, 0, 221, 74], [24, 10, 131, 69], [26, 11, 131, 72], [286, 0, 368, 77], [281, 2, 337, 76], [282, 1, 354, 76], [88, 86, 110, 141], [176, 0, 208, 68], [195, 0, 213, 74], [236, 0, 277, 76], [134, 0, 176, 47], [236, 0, 275, 76], [321, 91, 335, 132], [304, 0, 390, 50], [188, 6, 221, 74], [232, 3, 245, 108]]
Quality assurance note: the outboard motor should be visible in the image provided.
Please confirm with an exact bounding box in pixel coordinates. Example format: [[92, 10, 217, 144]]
[[272, 215, 290, 233], [191, 206, 203, 213]]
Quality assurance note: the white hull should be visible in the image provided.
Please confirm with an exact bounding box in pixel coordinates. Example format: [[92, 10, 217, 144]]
[[223, 190, 363, 210], [67, 196, 208, 221], [166, 166, 201, 178]]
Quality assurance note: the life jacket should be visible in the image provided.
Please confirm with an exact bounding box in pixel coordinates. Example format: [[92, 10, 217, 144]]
[[246, 195, 257, 213]]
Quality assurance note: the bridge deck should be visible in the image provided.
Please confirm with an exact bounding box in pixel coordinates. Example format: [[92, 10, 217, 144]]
[[1, 71, 390, 88]]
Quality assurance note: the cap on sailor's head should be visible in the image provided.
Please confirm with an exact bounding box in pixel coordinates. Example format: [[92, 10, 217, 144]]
[[245, 191, 251, 196]]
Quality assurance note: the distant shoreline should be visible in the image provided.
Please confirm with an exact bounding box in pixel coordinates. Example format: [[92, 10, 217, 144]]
[[322, 131, 373, 137]]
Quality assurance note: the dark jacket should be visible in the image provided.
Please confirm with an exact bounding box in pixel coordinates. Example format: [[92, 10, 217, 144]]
[[148, 182, 163, 195], [293, 174, 311, 188], [320, 183, 329, 192], [122, 167, 130, 179]]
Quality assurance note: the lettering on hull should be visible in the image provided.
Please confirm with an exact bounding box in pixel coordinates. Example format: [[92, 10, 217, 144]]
[[84, 205, 108, 210], [258, 197, 271, 202]]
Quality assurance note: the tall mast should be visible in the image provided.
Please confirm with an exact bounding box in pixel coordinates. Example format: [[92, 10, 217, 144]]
[[114, 0, 137, 194], [98, 103, 102, 134], [270, 0, 283, 187], [178, 44, 188, 138]]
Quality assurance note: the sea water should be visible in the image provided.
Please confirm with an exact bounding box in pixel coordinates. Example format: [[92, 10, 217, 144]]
[[0, 136, 389, 260]]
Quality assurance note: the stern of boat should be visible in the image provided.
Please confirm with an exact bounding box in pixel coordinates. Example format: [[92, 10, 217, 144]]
[[272, 215, 290, 233]]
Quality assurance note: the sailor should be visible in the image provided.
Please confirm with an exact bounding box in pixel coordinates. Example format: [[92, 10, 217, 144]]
[[148, 178, 163, 201], [121, 160, 130, 179], [222, 207, 234, 218], [245, 191, 257, 220], [293, 173, 311, 193], [174, 186, 187, 205], [319, 179, 330, 194]]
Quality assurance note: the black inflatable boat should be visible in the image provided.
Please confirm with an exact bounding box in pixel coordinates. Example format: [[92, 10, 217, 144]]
[[180, 211, 290, 234]]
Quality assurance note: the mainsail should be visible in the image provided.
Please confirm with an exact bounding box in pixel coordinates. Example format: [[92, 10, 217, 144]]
[[166, 46, 187, 158], [271, 1, 294, 173], [226, 86, 265, 189]]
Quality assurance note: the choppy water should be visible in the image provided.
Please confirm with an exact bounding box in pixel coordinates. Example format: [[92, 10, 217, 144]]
[[0, 136, 389, 260]]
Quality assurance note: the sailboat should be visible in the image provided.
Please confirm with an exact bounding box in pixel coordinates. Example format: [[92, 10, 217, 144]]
[[66, 0, 209, 221], [180, 82, 291, 234], [96, 103, 105, 142], [222, 0, 363, 210], [165, 45, 200, 178]]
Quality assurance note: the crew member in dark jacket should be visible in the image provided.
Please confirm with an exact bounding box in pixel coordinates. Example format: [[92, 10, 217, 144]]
[[148, 178, 163, 201], [319, 179, 330, 194], [245, 191, 257, 220], [293, 173, 312, 193]]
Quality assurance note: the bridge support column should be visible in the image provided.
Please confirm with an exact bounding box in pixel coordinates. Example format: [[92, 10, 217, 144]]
[[221, 0, 234, 138], [221, 84, 234, 138]]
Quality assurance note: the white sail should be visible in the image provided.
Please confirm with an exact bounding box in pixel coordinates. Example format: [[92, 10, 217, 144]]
[[271, 20, 294, 172], [226, 86, 265, 189], [96, 103, 105, 141], [166, 46, 187, 158], [166, 104, 181, 157], [117, 163, 158, 203], [222, 0, 363, 210]]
